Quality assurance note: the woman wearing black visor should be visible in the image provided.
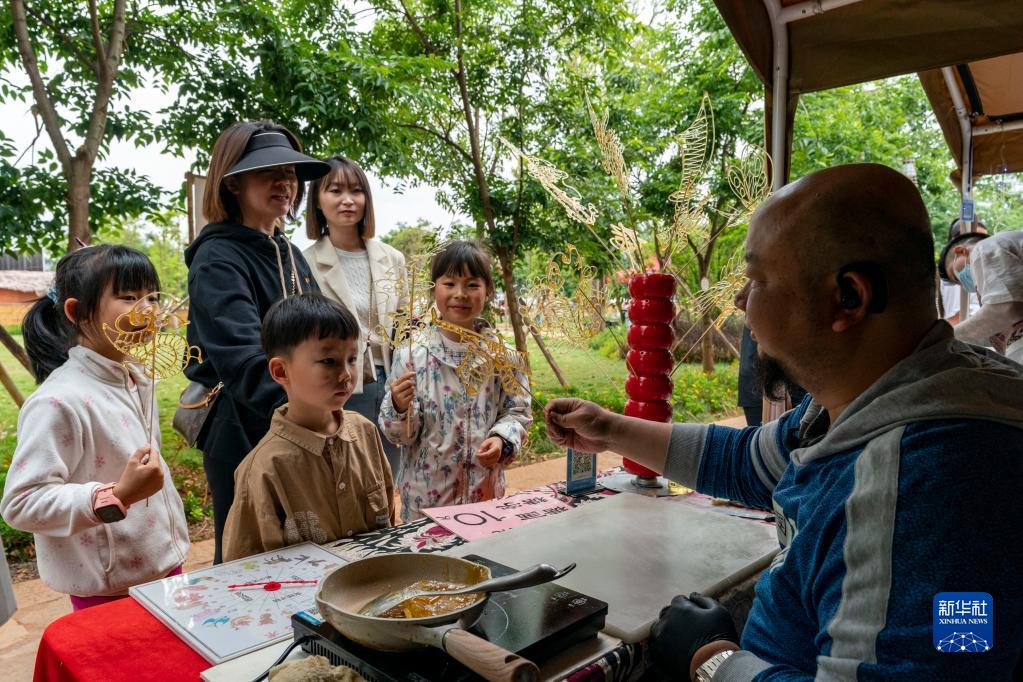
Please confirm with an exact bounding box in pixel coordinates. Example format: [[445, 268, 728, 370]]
[[182, 121, 329, 562]]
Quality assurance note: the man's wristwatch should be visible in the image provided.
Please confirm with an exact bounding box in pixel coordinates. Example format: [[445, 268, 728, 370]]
[[94, 483, 128, 523], [694, 650, 735, 682]]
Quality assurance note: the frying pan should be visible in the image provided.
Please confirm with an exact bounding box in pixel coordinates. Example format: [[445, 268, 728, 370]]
[[315, 553, 540, 682]]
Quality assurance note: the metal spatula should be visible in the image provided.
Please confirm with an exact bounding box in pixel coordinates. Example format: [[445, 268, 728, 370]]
[[360, 562, 576, 617]]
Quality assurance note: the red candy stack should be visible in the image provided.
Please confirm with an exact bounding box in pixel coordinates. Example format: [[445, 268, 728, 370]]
[[623, 273, 676, 486]]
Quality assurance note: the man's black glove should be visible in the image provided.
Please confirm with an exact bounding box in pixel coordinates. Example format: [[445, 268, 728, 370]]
[[648, 593, 739, 678]]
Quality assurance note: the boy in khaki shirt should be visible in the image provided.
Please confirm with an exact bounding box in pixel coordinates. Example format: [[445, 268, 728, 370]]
[[223, 294, 395, 561]]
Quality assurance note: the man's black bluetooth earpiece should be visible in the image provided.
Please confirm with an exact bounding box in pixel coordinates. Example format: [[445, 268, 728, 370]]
[[836, 262, 888, 313]]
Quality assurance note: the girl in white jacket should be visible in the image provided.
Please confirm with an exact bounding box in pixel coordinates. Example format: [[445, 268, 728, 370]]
[[1, 245, 189, 610]]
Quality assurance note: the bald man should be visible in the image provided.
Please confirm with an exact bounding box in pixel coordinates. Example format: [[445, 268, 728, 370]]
[[546, 164, 1023, 681]]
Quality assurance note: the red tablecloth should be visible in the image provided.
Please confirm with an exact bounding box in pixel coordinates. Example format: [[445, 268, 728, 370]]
[[35, 597, 210, 682]]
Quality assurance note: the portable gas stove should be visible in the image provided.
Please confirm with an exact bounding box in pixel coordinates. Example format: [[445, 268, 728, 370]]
[[292, 555, 608, 681]]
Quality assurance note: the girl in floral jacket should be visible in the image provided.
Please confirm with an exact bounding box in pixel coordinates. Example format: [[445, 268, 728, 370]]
[[380, 242, 532, 521]]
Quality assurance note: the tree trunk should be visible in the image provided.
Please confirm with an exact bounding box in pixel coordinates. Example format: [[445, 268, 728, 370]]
[[699, 270, 715, 374], [0, 361, 24, 407], [701, 311, 715, 373], [0, 326, 32, 373], [529, 325, 567, 388], [712, 326, 739, 358], [68, 158, 93, 250], [452, 0, 494, 243], [495, 246, 529, 359], [10, 0, 128, 252]]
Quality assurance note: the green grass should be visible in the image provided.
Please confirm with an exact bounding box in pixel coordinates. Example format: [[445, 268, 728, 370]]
[[1, 326, 738, 561]]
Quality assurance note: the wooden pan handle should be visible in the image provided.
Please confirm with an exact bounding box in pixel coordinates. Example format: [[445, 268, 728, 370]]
[[442, 628, 540, 682]]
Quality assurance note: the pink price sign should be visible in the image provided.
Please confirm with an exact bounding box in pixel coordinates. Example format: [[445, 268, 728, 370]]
[[422, 491, 572, 541]]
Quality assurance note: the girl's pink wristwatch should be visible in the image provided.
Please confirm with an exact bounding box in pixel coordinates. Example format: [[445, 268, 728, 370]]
[[93, 483, 128, 523]]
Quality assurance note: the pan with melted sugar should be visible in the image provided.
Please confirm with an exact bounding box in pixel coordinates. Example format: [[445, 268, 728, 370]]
[[377, 580, 483, 619]]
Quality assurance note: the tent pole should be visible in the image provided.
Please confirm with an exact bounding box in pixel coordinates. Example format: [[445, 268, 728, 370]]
[[974, 119, 1023, 136], [941, 67, 974, 221], [942, 66, 975, 323], [763, 0, 867, 422], [778, 0, 865, 23], [761, 0, 790, 424], [766, 0, 788, 192], [765, 0, 872, 189]]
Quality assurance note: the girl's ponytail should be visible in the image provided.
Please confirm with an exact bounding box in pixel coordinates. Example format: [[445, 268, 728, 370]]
[[22, 292, 71, 383], [21, 244, 159, 384]]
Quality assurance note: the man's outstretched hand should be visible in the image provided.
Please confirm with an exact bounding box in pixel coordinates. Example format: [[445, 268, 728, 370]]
[[543, 398, 616, 453], [649, 593, 739, 679]]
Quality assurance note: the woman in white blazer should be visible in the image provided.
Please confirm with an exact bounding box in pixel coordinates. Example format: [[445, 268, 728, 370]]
[[304, 156, 406, 471]]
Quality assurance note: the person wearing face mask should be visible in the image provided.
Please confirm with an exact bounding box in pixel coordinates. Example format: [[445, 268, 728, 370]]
[[939, 228, 1023, 363], [937, 219, 985, 324], [303, 156, 407, 475], [183, 121, 329, 563]]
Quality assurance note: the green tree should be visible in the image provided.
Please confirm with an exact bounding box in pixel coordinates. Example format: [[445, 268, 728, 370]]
[[530, 0, 761, 371], [101, 212, 189, 299], [381, 218, 440, 260], [160, 0, 634, 363], [790, 76, 961, 248], [159, 0, 393, 171], [789, 75, 1023, 245], [629, 1, 761, 372], [0, 0, 207, 253], [354, 0, 633, 356], [973, 174, 1023, 234]]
